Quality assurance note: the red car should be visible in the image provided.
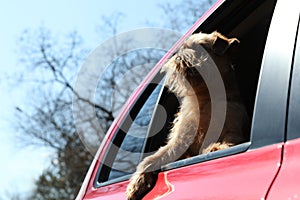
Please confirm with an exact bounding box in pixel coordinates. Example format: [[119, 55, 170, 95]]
[[77, 0, 300, 199]]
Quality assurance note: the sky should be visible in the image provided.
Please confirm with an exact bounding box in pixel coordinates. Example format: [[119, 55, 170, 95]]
[[0, 0, 187, 198]]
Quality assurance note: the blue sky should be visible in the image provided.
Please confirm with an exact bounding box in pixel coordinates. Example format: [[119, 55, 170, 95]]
[[0, 0, 189, 198]]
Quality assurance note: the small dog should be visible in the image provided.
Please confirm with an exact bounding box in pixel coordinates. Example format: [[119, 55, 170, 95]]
[[126, 31, 249, 200]]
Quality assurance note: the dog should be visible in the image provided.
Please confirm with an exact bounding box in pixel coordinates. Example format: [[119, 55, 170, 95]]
[[126, 31, 249, 200]]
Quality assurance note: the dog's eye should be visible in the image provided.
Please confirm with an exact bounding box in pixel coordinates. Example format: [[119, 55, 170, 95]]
[[176, 56, 181, 61]]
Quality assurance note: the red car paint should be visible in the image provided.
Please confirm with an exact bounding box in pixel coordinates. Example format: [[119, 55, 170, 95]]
[[267, 138, 300, 199], [81, 144, 284, 200], [144, 144, 283, 200]]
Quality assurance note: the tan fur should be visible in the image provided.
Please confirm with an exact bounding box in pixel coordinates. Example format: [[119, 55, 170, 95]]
[[126, 31, 249, 200]]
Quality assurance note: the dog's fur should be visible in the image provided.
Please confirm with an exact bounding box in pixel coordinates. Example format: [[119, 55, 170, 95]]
[[126, 31, 249, 200]]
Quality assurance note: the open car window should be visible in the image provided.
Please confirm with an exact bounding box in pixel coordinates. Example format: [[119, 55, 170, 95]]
[[145, 0, 279, 168]]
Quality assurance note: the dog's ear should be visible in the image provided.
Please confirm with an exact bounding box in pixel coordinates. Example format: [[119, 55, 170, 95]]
[[212, 33, 239, 55]]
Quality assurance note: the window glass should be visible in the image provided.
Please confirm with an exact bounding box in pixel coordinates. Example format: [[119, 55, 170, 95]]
[[107, 83, 162, 180]]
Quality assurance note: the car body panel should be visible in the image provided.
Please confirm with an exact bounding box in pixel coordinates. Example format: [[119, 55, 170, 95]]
[[82, 143, 283, 200], [144, 144, 283, 200], [267, 138, 300, 199], [83, 180, 128, 199]]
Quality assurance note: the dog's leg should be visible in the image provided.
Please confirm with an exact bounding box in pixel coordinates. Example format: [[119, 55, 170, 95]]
[[126, 96, 200, 200], [126, 130, 197, 200], [202, 142, 233, 154], [125, 142, 189, 200]]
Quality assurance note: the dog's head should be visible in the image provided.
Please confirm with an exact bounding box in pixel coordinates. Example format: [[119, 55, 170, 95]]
[[161, 31, 239, 96]]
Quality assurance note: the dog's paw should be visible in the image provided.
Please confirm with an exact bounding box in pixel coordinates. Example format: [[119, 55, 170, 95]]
[[126, 171, 158, 200], [202, 142, 233, 154]]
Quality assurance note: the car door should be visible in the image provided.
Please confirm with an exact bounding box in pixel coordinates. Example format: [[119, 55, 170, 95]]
[[78, 0, 298, 199]]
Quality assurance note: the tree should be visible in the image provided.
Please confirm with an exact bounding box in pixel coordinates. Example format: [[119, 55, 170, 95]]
[[15, 27, 94, 199], [14, 18, 166, 200], [12, 0, 215, 199], [159, 0, 215, 32]]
